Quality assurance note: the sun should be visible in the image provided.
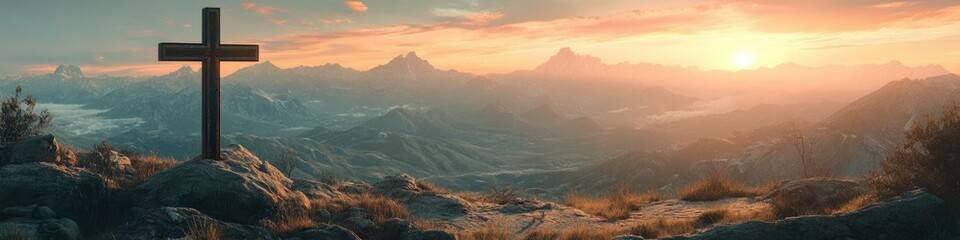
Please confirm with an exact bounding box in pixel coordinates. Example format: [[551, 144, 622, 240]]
[[733, 52, 755, 69]]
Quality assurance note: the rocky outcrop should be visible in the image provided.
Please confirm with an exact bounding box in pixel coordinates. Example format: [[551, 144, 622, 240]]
[[665, 190, 954, 240], [0, 135, 76, 166], [292, 178, 347, 199], [0, 163, 108, 220], [284, 224, 360, 240], [499, 199, 554, 214], [134, 145, 309, 225], [105, 207, 278, 240], [0, 217, 81, 240], [372, 174, 472, 219]]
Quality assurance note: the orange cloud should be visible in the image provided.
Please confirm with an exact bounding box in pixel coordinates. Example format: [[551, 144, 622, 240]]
[[345, 1, 368, 13]]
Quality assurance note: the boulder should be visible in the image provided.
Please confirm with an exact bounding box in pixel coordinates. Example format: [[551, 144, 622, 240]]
[[37, 218, 81, 240], [339, 182, 371, 195], [0, 134, 76, 166], [380, 218, 420, 239], [105, 207, 278, 240], [134, 145, 309, 225], [0, 163, 108, 220], [341, 217, 377, 235], [284, 224, 361, 240], [0, 217, 80, 240], [372, 174, 420, 198], [761, 178, 867, 214], [406, 194, 472, 219], [292, 178, 346, 199], [665, 190, 953, 240], [500, 199, 553, 214], [372, 175, 472, 219]]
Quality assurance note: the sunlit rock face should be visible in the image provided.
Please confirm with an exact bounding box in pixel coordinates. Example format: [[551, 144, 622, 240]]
[[133, 144, 309, 225]]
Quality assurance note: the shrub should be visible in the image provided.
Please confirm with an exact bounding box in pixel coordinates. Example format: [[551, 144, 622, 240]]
[[871, 104, 960, 211], [486, 185, 518, 204], [0, 86, 52, 147], [77, 140, 124, 179], [566, 186, 661, 220], [677, 172, 770, 201], [275, 148, 300, 177]]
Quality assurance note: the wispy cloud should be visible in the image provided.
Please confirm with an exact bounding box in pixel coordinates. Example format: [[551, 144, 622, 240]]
[[243, 2, 281, 16]]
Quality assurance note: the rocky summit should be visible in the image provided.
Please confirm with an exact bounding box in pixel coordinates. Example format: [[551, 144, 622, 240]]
[[133, 144, 309, 225]]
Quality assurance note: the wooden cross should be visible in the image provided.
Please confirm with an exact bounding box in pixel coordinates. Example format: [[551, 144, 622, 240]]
[[158, 7, 258, 160]]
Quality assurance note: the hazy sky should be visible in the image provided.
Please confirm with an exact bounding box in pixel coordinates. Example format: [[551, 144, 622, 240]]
[[1, 0, 958, 76]]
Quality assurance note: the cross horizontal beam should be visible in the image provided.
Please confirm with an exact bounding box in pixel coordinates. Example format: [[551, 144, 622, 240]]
[[158, 43, 259, 61]]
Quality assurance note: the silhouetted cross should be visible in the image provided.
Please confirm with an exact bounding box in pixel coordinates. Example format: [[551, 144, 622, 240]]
[[158, 7, 258, 160]]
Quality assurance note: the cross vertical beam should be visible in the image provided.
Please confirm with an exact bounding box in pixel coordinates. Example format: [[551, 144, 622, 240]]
[[201, 8, 221, 161], [158, 7, 259, 160]]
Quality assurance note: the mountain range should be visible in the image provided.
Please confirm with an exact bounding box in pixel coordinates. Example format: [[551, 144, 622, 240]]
[[0, 48, 955, 194]]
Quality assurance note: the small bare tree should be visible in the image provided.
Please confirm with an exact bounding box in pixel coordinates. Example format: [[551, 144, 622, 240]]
[[0, 86, 52, 147], [781, 120, 810, 178], [276, 148, 301, 177]]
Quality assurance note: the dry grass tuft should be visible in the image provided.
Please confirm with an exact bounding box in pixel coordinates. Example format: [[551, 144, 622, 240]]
[[694, 209, 728, 227], [566, 185, 661, 220], [558, 225, 628, 240], [130, 154, 178, 182], [453, 191, 486, 203], [261, 200, 318, 235], [311, 194, 410, 225], [0, 224, 29, 240], [694, 208, 774, 228], [416, 180, 449, 194], [768, 190, 869, 218], [831, 194, 879, 214], [628, 219, 695, 239], [183, 220, 221, 240], [521, 227, 560, 240], [455, 221, 511, 240], [678, 172, 771, 201]]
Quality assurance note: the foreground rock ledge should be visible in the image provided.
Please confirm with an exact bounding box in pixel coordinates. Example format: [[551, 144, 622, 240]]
[[665, 190, 954, 240], [133, 144, 309, 225]]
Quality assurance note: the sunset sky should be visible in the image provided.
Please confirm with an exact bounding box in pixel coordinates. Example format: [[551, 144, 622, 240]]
[[1, 0, 958, 76]]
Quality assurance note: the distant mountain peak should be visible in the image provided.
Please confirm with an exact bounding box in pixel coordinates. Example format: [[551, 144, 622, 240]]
[[369, 51, 437, 75], [534, 48, 606, 75], [165, 65, 196, 78], [560, 116, 604, 133], [53, 64, 83, 79], [251, 61, 281, 70], [406, 51, 420, 59], [175, 65, 193, 73], [521, 103, 567, 124]]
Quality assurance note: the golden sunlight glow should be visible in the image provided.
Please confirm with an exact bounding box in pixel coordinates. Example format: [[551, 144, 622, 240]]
[[733, 52, 755, 69]]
